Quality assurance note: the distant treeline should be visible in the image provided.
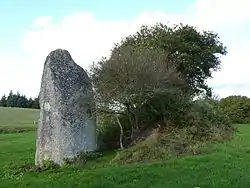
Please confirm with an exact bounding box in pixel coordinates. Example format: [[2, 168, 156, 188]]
[[0, 90, 40, 109]]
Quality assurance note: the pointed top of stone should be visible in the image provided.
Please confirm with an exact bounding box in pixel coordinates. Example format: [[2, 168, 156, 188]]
[[45, 48, 74, 66], [48, 48, 71, 57]]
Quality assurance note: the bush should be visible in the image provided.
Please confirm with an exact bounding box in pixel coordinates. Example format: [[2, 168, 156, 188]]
[[183, 98, 234, 139], [91, 22, 229, 158], [112, 127, 205, 164], [135, 89, 191, 129], [97, 93, 235, 155], [219, 95, 250, 124], [96, 89, 192, 150], [111, 97, 235, 164]]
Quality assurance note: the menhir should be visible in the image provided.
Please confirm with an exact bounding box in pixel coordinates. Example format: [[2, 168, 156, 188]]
[[35, 49, 97, 166]]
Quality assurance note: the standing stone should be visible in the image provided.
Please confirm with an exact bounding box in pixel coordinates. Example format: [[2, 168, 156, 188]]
[[35, 49, 97, 166]]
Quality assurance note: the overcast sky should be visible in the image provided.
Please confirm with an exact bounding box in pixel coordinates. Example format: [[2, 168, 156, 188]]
[[0, 0, 249, 98]]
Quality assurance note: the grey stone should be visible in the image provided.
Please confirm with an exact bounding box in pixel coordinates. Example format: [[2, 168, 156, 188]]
[[35, 49, 97, 166]]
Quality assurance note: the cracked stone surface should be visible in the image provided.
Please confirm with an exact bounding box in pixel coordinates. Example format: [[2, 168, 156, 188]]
[[35, 49, 97, 166]]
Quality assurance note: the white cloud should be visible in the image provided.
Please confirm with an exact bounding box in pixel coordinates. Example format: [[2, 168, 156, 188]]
[[1, 0, 250, 98], [33, 16, 51, 28], [188, 0, 250, 29], [20, 11, 181, 66]]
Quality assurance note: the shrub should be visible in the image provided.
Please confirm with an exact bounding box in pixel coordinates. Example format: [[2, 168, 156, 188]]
[[183, 98, 234, 139], [112, 127, 205, 164], [219, 95, 250, 124], [135, 89, 191, 129], [111, 97, 235, 164]]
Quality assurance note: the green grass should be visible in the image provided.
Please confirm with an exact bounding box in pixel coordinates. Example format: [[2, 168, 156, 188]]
[[0, 125, 250, 187], [1, 107, 250, 187], [0, 107, 39, 127]]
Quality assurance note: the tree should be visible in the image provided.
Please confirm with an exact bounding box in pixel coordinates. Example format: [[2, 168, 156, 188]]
[[91, 45, 186, 139], [16, 95, 29, 108], [219, 95, 250, 123], [1, 90, 39, 109], [0, 95, 7, 107], [115, 23, 227, 96], [31, 97, 40, 109], [6, 90, 15, 107]]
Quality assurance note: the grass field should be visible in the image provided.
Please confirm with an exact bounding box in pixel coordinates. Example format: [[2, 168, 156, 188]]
[[0, 107, 39, 127], [1, 107, 250, 187]]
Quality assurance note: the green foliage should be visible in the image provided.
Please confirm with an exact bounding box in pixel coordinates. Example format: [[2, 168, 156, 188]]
[[0, 90, 40, 109], [0, 95, 7, 107], [91, 46, 184, 107], [91, 23, 228, 152], [90, 41, 186, 138], [116, 23, 227, 96], [98, 96, 234, 160], [112, 127, 205, 164], [219, 95, 250, 124], [135, 89, 191, 128], [64, 151, 103, 166], [28, 97, 40, 109], [112, 97, 234, 164], [184, 98, 234, 139], [97, 113, 131, 150]]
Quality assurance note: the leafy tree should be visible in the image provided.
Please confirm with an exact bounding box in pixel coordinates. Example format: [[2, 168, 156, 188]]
[[219, 95, 250, 123], [91, 44, 187, 140], [135, 88, 191, 128], [91, 23, 233, 151], [115, 23, 227, 96]]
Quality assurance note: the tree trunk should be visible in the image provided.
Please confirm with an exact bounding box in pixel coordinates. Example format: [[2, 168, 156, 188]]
[[115, 115, 124, 149], [125, 103, 139, 140]]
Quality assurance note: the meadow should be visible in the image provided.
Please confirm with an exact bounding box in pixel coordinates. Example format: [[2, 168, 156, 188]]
[[1, 107, 250, 187], [0, 107, 39, 134]]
